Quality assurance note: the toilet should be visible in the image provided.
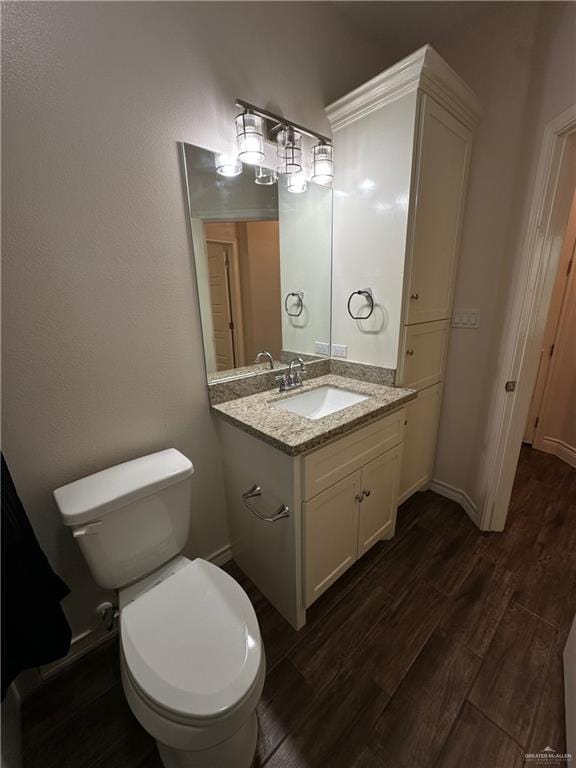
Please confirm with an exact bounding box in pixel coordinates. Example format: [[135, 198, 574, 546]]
[[53, 449, 265, 768]]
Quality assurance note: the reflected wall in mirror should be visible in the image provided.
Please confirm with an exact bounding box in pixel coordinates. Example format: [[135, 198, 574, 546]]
[[182, 143, 332, 382]]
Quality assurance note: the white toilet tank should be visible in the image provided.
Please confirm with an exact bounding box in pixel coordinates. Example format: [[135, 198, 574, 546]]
[[54, 449, 194, 590]]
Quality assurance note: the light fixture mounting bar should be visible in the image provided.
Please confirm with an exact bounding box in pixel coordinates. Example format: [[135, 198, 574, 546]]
[[235, 99, 331, 144]]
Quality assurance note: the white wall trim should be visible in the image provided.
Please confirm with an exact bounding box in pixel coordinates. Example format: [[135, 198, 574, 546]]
[[539, 438, 576, 469], [429, 479, 482, 528], [478, 104, 576, 531], [206, 542, 233, 566], [326, 44, 482, 131], [40, 543, 233, 681]]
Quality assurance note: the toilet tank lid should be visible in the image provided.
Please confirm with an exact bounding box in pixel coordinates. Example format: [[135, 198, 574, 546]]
[[54, 449, 194, 526]]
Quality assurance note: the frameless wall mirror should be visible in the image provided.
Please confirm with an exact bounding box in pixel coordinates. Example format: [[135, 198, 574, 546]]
[[181, 143, 332, 383]]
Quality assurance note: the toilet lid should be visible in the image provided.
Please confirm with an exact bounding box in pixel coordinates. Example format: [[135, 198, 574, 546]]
[[121, 559, 262, 721]]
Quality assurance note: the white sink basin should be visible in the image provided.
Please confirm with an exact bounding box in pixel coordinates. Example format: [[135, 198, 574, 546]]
[[275, 386, 368, 420]]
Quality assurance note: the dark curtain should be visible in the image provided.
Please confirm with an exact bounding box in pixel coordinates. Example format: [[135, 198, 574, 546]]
[[1, 455, 71, 699]]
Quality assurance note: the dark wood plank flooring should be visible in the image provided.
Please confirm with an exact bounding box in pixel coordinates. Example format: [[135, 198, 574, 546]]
[[21, 445, 575, 767]]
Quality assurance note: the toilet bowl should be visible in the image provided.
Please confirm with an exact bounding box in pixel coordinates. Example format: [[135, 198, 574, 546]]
[[119, 557, 265, 768], [53, 449, 264, 768]]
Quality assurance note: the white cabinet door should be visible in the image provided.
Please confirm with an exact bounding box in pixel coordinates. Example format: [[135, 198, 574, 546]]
[[405, 95, 472, 325], [357, 446, 402, 557], [399, 319, 450, 390], [304, 470, 361, 607], [399, 383, 443, 503]]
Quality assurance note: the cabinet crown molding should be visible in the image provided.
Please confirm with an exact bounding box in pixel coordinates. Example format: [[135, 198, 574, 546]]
[[326, 44, 483, 131]]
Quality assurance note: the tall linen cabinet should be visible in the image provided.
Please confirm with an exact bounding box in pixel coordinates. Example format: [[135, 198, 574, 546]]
[[327, 45, 482, 504]]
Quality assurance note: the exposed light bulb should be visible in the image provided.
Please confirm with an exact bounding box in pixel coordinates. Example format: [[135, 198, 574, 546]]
[[215, 153, 242, 177]]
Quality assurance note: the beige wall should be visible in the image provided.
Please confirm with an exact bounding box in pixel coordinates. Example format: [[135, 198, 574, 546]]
[[1, 1, 385, 641]]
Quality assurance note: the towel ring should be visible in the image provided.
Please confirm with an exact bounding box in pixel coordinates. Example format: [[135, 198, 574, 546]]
[[284, 291, 304, 318], [347, 289, 374, 320]]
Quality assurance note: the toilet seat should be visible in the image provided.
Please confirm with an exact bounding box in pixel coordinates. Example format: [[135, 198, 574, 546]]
[[120, 558, 263, 725]]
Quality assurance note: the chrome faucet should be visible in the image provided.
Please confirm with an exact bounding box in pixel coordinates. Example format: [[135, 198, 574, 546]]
[[276, 357, 306, 393], [255, 350, 274, 370]]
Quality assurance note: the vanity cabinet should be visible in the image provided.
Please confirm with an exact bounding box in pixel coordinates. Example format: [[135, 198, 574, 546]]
[[328, 45, 481, 506], [402, 96, 472, 327], [399, 319, 450, 391], [304, 423, 403, 607], [399, 383, 443, 503], [218, 405, 406, 629]]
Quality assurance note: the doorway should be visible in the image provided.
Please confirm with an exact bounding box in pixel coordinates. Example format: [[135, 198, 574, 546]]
[[481, 105, 576, 532], [523, 190, 576, 465]]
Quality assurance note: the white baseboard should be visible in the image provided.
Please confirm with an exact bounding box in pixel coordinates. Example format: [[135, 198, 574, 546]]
[[40, 543, 233, 680], [206, 542, 232, 566], [540, 438, 576, 469], [429, 479, 481, 527]]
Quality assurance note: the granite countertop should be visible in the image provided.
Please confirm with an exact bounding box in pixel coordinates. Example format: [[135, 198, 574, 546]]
[[212, 374, 416, 455]]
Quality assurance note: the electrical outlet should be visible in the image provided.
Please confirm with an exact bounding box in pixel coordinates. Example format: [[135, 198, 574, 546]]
[[452, 309, 480, 329], [315, 341, 330, 355], [331, 344, 348, 358]]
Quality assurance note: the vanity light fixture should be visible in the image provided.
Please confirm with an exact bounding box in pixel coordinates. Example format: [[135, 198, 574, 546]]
[[232, 99, 335, 185], [254, 166, 278, 185], [215, 153, 242, 177], [312, 142, 334, 186], [235, 110, 265, 165]]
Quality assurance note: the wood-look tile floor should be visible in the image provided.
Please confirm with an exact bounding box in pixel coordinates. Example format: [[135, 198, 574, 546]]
[[22, 446, 576, 768]]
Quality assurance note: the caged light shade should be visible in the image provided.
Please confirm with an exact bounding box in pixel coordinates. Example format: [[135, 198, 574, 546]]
[[235, 111, 265, 165], [277, 127, 302, 175], [312, 142, 334, 185]]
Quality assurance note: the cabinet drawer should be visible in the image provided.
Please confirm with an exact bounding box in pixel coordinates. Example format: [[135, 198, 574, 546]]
[[302, 408, 406, 501], [399, 319, 449, 390]]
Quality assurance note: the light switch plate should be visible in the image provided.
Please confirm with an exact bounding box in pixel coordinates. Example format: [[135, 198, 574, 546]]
[[452, 309, 480, 329], [315, 341, 330, 355], [331, 344, 348, 358]]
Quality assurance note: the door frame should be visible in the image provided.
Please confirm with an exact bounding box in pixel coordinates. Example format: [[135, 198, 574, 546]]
[[205, 237, 246, 368], [480, 103, 576, 531]]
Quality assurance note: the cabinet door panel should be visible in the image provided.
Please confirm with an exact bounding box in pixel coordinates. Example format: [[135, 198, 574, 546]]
[[399, 383, 443, 503], [304, 471, 361, 607], [303, 409, 405, 500], [400, 319, 449, 390], [406, 95, 472, 324], [358, 446, 402, 557]]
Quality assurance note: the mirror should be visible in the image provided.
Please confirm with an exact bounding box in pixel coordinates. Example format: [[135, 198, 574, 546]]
[[182, 143, 332, 382]]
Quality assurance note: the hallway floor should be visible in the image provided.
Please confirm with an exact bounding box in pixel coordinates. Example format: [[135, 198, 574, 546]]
[[22, 446, 576, 767]]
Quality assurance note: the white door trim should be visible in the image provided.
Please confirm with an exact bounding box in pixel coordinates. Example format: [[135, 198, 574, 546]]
[[479, 104, 576, 531]]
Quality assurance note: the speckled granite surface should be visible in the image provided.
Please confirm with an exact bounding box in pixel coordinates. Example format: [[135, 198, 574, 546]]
[[330, 360, 395, 386], [208, 358, 394, 405], [207, 361, 282, 384], [212, 374, 415, 455], [209, 358, 330, 405]]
